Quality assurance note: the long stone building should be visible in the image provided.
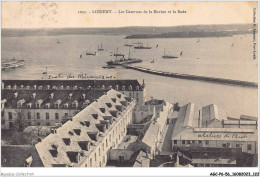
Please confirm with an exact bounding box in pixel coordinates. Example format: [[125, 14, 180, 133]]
[[1, 79, 145, 129], [35, 89, 135, 167]]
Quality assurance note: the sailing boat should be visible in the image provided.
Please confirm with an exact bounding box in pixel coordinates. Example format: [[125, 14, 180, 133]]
[[80, 54, 82, 58], [180, 51, 183, 56], [43, 67, 48, 75], [98, 44, 104, 51], [86, 47, 96, 56], [56, 39, 60, 44], [134, 42, 152, 49], [162, 48, 178, 59], [124, 40, 133, 47], [113, 48, 124, 57]]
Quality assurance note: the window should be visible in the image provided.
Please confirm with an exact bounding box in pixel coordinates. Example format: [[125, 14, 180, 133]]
[[247, 144, 252, 151], [136, 92, 139, 97], [26, 113, 33, 121], [46, 122, 50, 126], [99, 161, 102, 167], [95, 153, 97, 161], [28, 122, 31, 126], [37, 113, 40, 119], [90, 158, 92, 167], [198, 140, 202, 144], [222, 144, 227, 148], [182, 140, 185, 144], [65, 113, 68, 117], [102, 143, 104, 151], [192, 140, 196, 143], [9, 122, 13, 128], [187, 140, 191, 144], [136, 98, 139, 102], [99, 148, 101, 156], [205, 141, 209, 145], [46, 113, 49, 119], [129, 93, 132, 97], [37, 122, 41, 126], [106, 139, 108, 147], [236, 144, 240, 148], [174, 140, 177, 144], [109, 134, 111, 142], [8, 112, 12, 120], [55, 113, 59, 120]]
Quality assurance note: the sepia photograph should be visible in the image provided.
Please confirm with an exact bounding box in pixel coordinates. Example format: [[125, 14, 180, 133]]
[[0, 1, 259, 176]]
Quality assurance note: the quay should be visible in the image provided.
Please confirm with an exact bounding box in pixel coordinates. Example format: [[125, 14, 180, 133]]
[[123, 65, 258, 88]]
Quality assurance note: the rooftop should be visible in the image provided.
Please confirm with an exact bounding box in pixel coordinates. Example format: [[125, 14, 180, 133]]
[[35, 89, 134, 167], [2, 79, 144, 91]]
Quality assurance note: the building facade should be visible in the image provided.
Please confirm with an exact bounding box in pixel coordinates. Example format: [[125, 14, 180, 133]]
[[1, 79, 145, 129], [171, 103, 258, 155], [35, 89, 135, 167]]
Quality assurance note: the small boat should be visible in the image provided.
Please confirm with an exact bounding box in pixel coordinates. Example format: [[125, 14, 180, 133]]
[[113, 48, 124, 57], [1, 57, 26, 71], [43, 67, 48, 75], [57, 40, 60, 44], [151, 60, 155, 63], [162, 49, 178, 59], [98, 44, 104, 51], [124, 41, 133, 47], [180, 51, 183, 56], [196, 39, 200, 43], [134, 42, 152, 49], [156, 44, 159, 48], [102, 65, 115, 69], [86, 48, 96, 56], [80, 54, 82, 58]]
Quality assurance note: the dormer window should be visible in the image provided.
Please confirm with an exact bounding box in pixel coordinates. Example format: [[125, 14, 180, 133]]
[[87, 86, 92, 90], [66, 86, 70, 90], [49, 93, 54, 99], [100, 108, 105, 113], [54, 100, 61, 108], [136, 86, 139, 90], [20, 85, 24, 89], [13, 85, 17, 89], [106, 103, 112, 108], [17, 99, 25, 108], [33, 85, 37, 89], [92, 114, 98, 119], [72, 100, 78, 109], [36, 100, 43, 108], [73, 86, 77, 90], [63, 138, 71, 146], [68, 93, 73, 99], [27, 103, 32, 108], [108, 85, 112, 89], [129, 85, 132, 90], [122, 86, 125, 90], [81, 94, 86, 100], [116, 94, 121, 98], [13, 92, 18, 98], [38, 86, 43, 89], [115, 85, 119, 90], [52, 86, 57, 90], [45, 103, 50, 109], [6, 85, 11, 89], [64, 103, 69, 109], [111, 98, 116, 103], [101, 85, 105, 90], [32, 93, 36, 99], [60, 85, 64, 89], [26, 86, 30, 89], [46, 85, 50, 89]]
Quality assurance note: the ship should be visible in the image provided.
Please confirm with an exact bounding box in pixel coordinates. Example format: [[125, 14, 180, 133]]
[[107, 48, 142, 65], [162, 48, 178, 59], [113, 48, 124, 57], [86, 48, 96, 56], [98, 44, 104, 51], [2, 58, 26, 71], [124, 40, 133, 47], [133, 42, 152, 49]]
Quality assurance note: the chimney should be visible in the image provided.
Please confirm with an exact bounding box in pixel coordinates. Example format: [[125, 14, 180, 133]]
[[198, 110, 201, 127]]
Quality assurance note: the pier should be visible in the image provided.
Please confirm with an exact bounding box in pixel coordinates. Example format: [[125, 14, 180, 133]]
[[123, 65, 258, 88]]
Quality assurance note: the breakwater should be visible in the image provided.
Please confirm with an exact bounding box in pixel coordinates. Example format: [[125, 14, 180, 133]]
[[123, 65, 258, 88]]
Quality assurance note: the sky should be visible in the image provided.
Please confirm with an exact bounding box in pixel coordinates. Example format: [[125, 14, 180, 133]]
[[1, 1, 258, 28]]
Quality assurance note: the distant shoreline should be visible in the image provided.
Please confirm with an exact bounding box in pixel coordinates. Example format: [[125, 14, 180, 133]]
[[2, 24, 256, 38]]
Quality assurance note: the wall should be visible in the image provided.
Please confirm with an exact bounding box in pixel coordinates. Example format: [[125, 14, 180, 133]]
[[172, 139, 258, 154], [80, 101, 135, 167], [2, 108, 79, 129]]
